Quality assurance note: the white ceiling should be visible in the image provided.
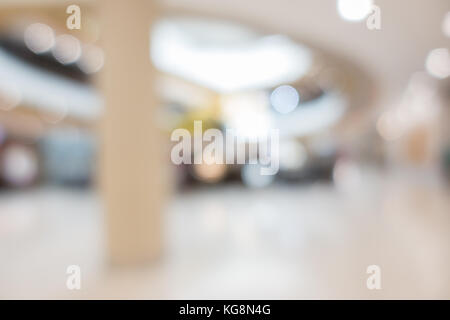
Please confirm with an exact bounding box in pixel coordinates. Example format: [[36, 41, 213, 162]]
[[163, 0, 450, 104], [2, 0, 448, 106]]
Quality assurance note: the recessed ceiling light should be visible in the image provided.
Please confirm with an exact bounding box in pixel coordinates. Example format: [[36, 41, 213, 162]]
[[425, 48, 450, 79], [337, 0, 374, 22]]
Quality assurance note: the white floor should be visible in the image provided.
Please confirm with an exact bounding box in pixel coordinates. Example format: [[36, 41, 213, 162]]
[[0, 167, 449, 299]]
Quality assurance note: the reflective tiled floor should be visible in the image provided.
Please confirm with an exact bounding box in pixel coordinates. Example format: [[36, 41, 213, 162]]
[[0, 167, 449, 299]]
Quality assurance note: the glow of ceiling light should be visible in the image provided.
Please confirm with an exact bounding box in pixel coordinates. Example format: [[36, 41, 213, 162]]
[[151, 19, 312, 93], [221, 92, 272, 139], [376, 110, 405, 141], [425, 48, 450, 79], [234, 111, 272, 140], [241, 164, 275, 188], [270, 85, 299, 114], [443, 12, 450, 38], [52, 34, 81, 65], [337, 0, 373, 22], [24, 23, 55, 54], [77, 44, 104, 74], [278, 139, 307, 171]]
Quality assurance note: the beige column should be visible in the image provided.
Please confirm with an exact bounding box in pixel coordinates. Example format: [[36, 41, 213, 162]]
[[98, 0, 163, 265]]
